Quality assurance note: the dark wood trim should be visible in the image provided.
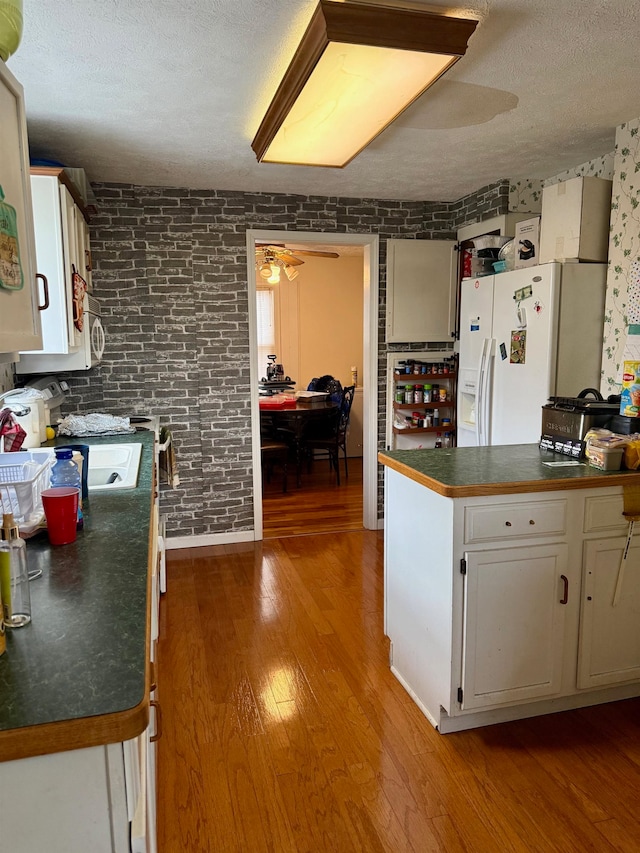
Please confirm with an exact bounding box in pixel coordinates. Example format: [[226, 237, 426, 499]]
[[322, 1, 478, 54], [30, 166, 91, 223], [251, 4, 330, 162], [251, 0, 477, 163]]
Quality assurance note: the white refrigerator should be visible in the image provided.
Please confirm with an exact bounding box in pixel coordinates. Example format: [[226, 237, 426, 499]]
[[457, 262, 607, 447]]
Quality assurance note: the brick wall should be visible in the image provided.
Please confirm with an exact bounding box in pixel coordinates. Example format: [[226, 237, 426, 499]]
[[61, 181, 507, 537]]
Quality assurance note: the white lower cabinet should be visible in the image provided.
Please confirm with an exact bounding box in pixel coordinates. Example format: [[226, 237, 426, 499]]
[[384, 469, 640, 732], [0, 736, 152, 853], [461, 544, 568, 709], [577, 537, 640, 690]]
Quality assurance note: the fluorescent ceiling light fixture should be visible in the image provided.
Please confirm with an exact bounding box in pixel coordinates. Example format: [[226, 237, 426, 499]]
[[251, 1, 477, 168]]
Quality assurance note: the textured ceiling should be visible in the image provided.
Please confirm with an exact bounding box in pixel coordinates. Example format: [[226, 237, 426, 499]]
[[7, 0, 640, 201]]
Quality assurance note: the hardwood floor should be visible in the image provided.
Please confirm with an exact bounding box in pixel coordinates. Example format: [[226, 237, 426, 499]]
[[262, 455, 363, 538], [157, 532, 640, 852]]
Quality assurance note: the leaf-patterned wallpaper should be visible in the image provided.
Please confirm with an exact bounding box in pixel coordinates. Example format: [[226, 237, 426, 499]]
[[602, 119, 640, 393], [509, 154, 615, 214], [509, 179, 543, 212], [543, 152, 615, 187]]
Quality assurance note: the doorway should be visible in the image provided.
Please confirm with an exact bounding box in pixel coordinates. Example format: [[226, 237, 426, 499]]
[[247, 229, 379, 539]]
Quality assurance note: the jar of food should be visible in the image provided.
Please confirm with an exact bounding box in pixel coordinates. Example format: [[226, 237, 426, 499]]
[[404, 385, 414, 404], [439, 387, 447, 402], [414, 385, 423, 404], [395, 389, 404, 404], [441, 417, 451, 429], [423, 384, 432, 402], [431, 384, 439, 401]]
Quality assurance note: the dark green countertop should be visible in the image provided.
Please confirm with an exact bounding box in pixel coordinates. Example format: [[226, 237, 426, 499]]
[[379, 444, 640, 497], [0, 430, 155, 761]]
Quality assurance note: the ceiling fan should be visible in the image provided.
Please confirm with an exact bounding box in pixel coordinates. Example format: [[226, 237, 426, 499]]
[[255, 243, 339, 283]]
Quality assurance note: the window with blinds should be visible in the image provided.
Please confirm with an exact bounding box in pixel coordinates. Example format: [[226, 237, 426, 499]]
[[257, 286, 278, 378]]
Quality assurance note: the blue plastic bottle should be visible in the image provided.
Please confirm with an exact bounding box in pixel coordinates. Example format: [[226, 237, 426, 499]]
[[50, 448, 83, 529]]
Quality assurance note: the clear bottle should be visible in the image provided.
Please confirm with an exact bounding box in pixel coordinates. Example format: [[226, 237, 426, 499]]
[[443, 432, 452, 448], [51, 448, 83, 529], [434, 432, 443, 449], [0, 513, 31, 627]]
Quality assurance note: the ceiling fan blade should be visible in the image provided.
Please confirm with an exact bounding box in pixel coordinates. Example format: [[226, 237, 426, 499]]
[[277, 253, 305, 266], [291, 250, 340, 258]]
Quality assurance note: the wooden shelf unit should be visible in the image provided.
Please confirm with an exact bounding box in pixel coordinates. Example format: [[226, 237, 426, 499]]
[[393, 371, 457, 381], [393, 402, 454, 410], [393, 424, 457, 435]]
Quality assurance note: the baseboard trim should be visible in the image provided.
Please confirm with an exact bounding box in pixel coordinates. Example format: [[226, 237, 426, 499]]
[[166, 530, 257, 549]]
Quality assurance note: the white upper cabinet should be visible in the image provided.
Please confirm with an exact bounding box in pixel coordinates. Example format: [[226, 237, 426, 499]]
[[0, 60, 42, 356], [19, 170, 89, 358], [385, 239, 456, 343]]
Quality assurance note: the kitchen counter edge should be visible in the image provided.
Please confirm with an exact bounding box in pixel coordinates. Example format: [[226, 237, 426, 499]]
[[0, 431, 155, 762], [378, 444, 640, 497]]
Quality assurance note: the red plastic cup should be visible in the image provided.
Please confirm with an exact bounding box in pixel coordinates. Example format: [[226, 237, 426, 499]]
[[41, 487, 79, 546]]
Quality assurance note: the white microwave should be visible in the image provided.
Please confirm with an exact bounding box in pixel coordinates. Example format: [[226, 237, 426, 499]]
[[15, 295, 105, 373]]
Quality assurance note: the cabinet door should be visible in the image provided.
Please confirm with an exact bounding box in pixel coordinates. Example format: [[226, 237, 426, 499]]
[[77, 213, 92, 292], [0, 62, 42, 354], [578, 538, 640, 689], [386, 239, 456, 343], [461, 544, 568, 710], [19, 177, 82, 357]]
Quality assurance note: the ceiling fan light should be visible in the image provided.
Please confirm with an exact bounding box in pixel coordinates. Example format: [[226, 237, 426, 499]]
[[259, 262, 272, 279], [284, 264, 299, 281], [267, 263, 281, 284], [251, 1, 477, 168]]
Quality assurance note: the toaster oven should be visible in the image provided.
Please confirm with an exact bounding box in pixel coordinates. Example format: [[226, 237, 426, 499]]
[[540, 391, 618, 457]]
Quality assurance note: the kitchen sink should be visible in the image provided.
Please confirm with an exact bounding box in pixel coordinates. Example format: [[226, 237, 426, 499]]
[[87, 443, 143, 491]]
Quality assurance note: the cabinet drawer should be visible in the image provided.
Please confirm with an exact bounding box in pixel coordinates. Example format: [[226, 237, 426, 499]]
[[464, 499, 567, 544], [583, 494, 630, 534]]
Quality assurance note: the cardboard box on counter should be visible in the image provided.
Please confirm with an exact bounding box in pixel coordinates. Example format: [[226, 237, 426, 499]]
[[539, 176, 612, 263], [514, 217, 540, 269]]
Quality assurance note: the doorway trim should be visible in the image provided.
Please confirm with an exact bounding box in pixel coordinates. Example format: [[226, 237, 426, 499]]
[[247, 228, 379, 537]]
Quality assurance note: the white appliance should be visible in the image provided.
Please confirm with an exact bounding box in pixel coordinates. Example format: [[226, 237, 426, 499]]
[[457, 262, 607, 447], [24, 375, 68, 426], [16, 295, 105, 373], [0, 388, 47, 447]]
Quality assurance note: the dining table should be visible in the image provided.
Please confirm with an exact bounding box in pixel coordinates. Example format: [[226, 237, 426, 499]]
[[259, 399, 339, 486]]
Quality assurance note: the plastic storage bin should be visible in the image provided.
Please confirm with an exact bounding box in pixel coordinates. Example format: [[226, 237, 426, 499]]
[[586, 437, 626, 471], [0, 449, 54, 534]]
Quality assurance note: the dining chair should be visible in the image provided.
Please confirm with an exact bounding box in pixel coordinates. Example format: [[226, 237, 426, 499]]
[[304, 385, 355, 485], [261, 439, 289, 492], [260, 412, 289, 492]]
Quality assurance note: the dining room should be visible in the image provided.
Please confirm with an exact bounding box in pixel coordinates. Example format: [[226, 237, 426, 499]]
[[253, 239, 366, 538]]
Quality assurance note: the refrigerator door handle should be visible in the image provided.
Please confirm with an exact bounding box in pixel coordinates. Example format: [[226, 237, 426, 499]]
[[482, 338, 496, 446], [476, 337, 489, 445]]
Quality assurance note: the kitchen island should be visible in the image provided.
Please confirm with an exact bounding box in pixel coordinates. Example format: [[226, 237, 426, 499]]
[[0, 430, 158, 852], [379, 444, 640, 733]]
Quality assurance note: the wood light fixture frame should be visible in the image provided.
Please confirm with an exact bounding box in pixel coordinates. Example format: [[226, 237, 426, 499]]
[[251, 0, 477, 168]]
